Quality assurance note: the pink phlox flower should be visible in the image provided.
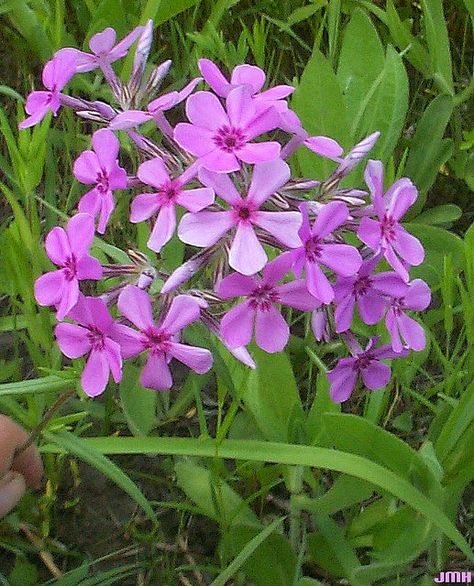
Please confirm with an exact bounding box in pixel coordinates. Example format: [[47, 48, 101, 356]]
[[291, 202, 362, 304], [19, 52, 77, 129], [385, 278, 430, 352], [112, 286, 213, 390], [334, 255, 409, 333], [73, 129, 128, 234], [328, 336, 409, 403], [108, 76, 202, 131], [34, 213, 102, 320], [311, 308, 330, 342], [304, 132, 380, 178], [55, 294, 122, 397], [174, 87, 281, 172], [218, 253, 320, 353], [130, 157, 215, 252], [178, 158, 301, 275], [55, 26, 144, 74], [357, 160, 424, 281]]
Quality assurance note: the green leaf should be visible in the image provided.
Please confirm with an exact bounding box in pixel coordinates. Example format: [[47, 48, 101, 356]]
[[45, 431, 157, 524], [175, 460, 261, 528], [292, 48, 350, 178], [420, 0, 453, 94], [44, 435, 474, 561], [0, 376, 75, 397], [244, 348, 304, 442], [415, 204, 462, 226], [288, 2, 327, 26], [356, 45, 408, 163], [211, 517, 286, 586], [436, 382, 474, 464], [119, 364, 157, 437], [337, 8, 384, 135], [405, 95, 454, 213]]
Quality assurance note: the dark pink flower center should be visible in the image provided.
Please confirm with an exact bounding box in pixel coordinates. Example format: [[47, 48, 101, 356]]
[[87, 326, 106, 351], [63, 255, 77, 281], [381, 214, 397, 242], [96, 170, 110, 193], [249, 284, 279, 311], [159, 183, 179, 202], [144, 327, 171, 353], [353, 353, 373, 371], [305, 237, 322, 262], [213, 126, 246, 153], [353, 276, 372, 298], [392, 297, 406, 316]]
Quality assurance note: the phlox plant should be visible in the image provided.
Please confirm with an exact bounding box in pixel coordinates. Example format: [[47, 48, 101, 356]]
[[23, 21, 431, 404]]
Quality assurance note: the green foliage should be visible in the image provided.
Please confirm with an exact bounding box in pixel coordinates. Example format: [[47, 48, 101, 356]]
[[0, 0, 473, 582]]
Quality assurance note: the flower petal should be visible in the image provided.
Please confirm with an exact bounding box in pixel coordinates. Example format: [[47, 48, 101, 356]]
[[305, 261, 334, 304], [277, 280, 321, 311], [110, 323, 144, 358], [73, 150, 100, 184], [34, 270, 65, 307], [255, 306, 289, 353], [130, 193, 160, 223], [226, 85, 256, 128], [361, 360, 391, 390], [96, 190, 115, 234], [198, 168, 241, 205], [398, 313, 426, 351], [178, 211, 234, 247], [55, 323, 90, 358], [92, 128, 120, 172], [247, 159, 291, 207], [328, 360, 358, 403], [160, 295, 202, 334], [237, 141, 280, 164], [82, 350, 110, 397], [364, 159, 385, 218], [109, 110, 152, 129], [56, 279, 80, 321], [217, 272, 258, 298], [357, 217, 382, 251], [141, 353, 172, 390], [78, 189, 101, 217], [173, 123, 215, 156], [386, 179, 417, 220], [200, 149, 241, 172], [168, 342, 213, 374], [221, 301, 255, 348], [335, 294, 355, 333], [137, 157, 170, 189], [253, 211, 302, 248], [312, 201, 348, 238], [198, 58, 230, 96], [404, 279, 431, 311], [104, 338, 122, 384], [318, 243, 362, 276], [229, 223, 267, 275], [67, 213, 96, 257], [231, 64, 265, 93], [89, 27, 116, 55], [176, 187, 215, 212], [392, 226, 424, 266], [262, 252, 293, 286], [358, 290, 386, 325], [186, 91, 228, 130], [118, 285, 154, 330], [76, 254, 102, 280], [147, 204, 176, 252], [45, 227, 70, 266], [304, 136, 343, 160]]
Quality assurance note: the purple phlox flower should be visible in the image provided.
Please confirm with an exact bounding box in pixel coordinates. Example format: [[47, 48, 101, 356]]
[[34, 213, 102, 320], [385, 278, 430, 352], [130, 157, 214, 253], [328, 336, 409, 403], [19, 52, 77, 129], [291, 202, 362, 304], [55, 295, 122, 397], [305, 132, 380, 178], [73, 129, 128, 234], [108, 76, 202, 132], [218, 253, 320, 353], [112, 286, 213, 391], [55, 26, 144, 74], [178, 158, 302, 275], [174, 87, 281, 172], [357, 160, 424, 281], [334, 255, 409, 333]]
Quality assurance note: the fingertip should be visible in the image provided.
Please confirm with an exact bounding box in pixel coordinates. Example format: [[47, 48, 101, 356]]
[[12, 445, 43, 490], [0, 472, 26, 518]]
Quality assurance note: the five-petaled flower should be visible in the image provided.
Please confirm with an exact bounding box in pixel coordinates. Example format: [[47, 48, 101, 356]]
[[73, 129, 128, 233], [334, 256, 408, 333], [385, 278, 431, 352], [218, 254, 320, 353], [130, 157, 214, 252], [291, 202, 362, 304], [55, 295, 122, 396], [357, 160, 424, 281], [179, 159, 301, 275], [328, 337, 408, 403], [19, 52, 77, 129], [34, 213, 102, 320], [112, 286, 213, 391], [174, 87, 281, 172]]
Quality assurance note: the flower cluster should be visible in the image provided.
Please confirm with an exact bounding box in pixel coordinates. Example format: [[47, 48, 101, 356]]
[[24, 22, 430, 402]]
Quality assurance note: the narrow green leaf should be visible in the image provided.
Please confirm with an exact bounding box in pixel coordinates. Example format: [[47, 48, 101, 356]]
[[0, 376, 75, 397], [42, 435, 474, 561], [210, 517, 285, 586], [421, 0, 453, 94]]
